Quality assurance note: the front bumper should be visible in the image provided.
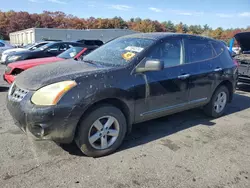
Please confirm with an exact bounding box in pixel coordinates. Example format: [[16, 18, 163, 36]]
[[3, 74, 15, 84], [7, 86, 83, 143]]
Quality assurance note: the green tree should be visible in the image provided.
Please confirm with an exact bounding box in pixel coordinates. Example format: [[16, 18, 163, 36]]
[[176, 22, 184, 33], [162, 21, 176, 32], [211, 27, 224, 39]]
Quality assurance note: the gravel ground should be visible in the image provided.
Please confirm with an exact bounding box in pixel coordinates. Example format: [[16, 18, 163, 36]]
[[0, 64, 249, 188]]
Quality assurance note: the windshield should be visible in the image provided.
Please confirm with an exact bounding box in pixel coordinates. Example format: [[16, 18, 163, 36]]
[[34, 42, 55, 51], [57, 47, 84, 59], [82, 37, 154, 66]]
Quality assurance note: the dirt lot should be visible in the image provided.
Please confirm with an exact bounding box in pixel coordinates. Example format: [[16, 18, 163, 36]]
[[0, 64, 249, 188]]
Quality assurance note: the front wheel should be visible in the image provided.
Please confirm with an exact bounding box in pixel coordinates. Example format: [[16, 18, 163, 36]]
[[204, 86, 229, 118], [75, 105, 127, 157]]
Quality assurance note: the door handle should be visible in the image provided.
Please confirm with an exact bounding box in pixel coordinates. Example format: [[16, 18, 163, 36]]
[[214, 67, 222, 72], [178, 74, 190, 79]]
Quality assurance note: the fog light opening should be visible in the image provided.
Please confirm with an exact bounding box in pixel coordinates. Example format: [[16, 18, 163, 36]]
[[31, 124, 45, 138]]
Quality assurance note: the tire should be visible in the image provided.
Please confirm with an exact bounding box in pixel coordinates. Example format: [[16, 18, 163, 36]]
[[75, 105, 127, 157], [204, 86, 229, 118]]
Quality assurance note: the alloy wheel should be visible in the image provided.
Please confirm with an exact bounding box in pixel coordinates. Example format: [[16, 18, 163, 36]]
[[214, 91, 227, 113], [88, 116, 120, 150]]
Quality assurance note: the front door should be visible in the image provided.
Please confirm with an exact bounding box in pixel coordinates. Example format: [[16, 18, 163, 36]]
[[134, 38, 193, 122]]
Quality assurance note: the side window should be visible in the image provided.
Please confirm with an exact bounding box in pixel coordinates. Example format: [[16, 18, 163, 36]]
[[94, 41, 104, 46], [211, 41, 224, 56], [59, 44, 68, 51], [36, 43, 47, 48], [147, 39, 182, 68], [47, 44, 60, 52], [30, 43, 47, 50], [85, 41, 95, 46], [0, 42, 5, 47], [77, 40, 85, 44], [185, 39, 214, 63]]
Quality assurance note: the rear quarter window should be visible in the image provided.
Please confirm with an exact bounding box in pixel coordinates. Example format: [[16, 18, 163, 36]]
[[211, 41, 224, 56], [185, 38, 215, 63], [84, 41, 95, 46], [94, 41, 104, 46]]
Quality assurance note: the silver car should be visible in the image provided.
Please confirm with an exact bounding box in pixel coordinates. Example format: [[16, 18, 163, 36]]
[[0, 40, 13, 60]]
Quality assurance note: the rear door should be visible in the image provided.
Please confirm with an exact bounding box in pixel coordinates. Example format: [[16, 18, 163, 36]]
[[184, 37, 219, 103]]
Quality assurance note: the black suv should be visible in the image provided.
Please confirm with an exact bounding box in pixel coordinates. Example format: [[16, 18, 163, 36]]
[[7, 33, 238, 157]]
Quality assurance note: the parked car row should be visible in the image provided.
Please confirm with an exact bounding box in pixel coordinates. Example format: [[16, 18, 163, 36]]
[[5, 33, 238, 157], [1, 41, 55, 63], [4, 46, 97, 84], [1, 39, 104, 64], [2, 39, 103, 83]]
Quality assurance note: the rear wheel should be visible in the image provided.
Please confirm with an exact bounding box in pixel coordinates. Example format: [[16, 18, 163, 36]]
[[204, 86, 229, 118], [75, 105, 127, 157]]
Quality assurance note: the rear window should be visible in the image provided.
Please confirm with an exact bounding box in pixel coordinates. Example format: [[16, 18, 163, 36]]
[[185, 38, 214, 63], [211, 41, 224, 56], [78, 40, 103, 46], [94, 41, 104, 46]]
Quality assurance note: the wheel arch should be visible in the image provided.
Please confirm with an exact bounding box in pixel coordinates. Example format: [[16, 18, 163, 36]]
[[74, 97, 133, 139], [214, 80, 234, 102]]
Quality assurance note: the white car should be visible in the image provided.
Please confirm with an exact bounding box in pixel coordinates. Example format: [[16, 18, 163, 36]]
[[1, 41, 50, 64]]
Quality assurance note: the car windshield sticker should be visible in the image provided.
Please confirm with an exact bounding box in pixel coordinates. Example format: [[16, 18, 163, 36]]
[[122, 52, 136, 61], [125, 46, 144, 53], [69, 52, 76, 57]]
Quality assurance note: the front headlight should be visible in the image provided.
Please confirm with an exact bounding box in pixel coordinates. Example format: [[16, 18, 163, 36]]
[[31, 81, 77, 106], [5, 66, 12, 74], [8, 55, 22, 61]]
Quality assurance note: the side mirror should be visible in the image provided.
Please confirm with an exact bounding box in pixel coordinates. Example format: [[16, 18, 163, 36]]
[[136, 59, 164, 73]]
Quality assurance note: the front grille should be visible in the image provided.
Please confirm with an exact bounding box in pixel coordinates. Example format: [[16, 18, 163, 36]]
[[8, 83, 29, 102]]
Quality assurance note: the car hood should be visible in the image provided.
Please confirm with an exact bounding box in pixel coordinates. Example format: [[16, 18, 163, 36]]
[[234, 32, 250, 52], [8, 57, 63, 69], [15, 59, 110, 91], [3, 48, 28, 55]]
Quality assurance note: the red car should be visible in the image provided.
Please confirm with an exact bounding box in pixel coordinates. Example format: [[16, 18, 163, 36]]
[[4, 46, 96, 84]]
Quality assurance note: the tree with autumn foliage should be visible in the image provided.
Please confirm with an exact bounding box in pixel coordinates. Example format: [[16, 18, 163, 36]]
[[0, 10, 249, 45]]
